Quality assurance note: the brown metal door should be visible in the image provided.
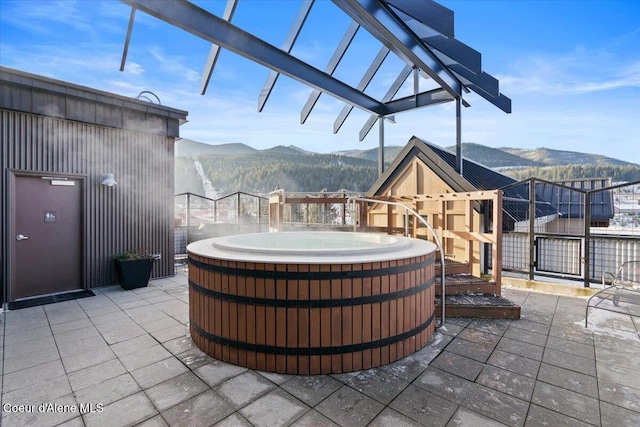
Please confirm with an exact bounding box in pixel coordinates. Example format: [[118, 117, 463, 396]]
[[11, 175, 83, 300]]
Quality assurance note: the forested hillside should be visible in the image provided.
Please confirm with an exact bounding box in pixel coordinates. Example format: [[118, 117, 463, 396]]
[[500, 147, 631, 166], [444, 143, 538, 167], [175, 139, 638, 196], [502, 164, 640, 182], [197, 151, 378, 193], [334, 146, 404, 165]]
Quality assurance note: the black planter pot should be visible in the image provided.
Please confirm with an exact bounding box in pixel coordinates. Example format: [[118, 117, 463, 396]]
[[115, 258, 154, 290]]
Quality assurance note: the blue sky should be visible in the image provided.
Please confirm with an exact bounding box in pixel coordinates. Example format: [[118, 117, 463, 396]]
[[1, 0, 639, 164]]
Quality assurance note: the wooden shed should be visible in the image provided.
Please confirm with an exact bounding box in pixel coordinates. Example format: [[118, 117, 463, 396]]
[[365, 136, 522, 319], [0, 66, 188, 305], [366, 136, 501, 278]]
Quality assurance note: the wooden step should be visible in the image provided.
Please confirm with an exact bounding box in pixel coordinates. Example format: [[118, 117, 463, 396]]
[[436, 260, 470, 276], [437, 294, 521, 320], [436, 273, 499, 296]]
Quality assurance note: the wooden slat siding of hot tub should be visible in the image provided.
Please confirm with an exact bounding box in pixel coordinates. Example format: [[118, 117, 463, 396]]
[[286, 264, 299, 374], [188, 251, 436, 374], [223, 261, 231, 363], [341, 263, 354, 373], [388, 259, 398, 362], [380, 260, 391, 366], [215, 260, 224, 361], [320, 263, 332, 374], [402, 257, 413, 358], [331, 263, 342, 373], [414, 256, 423, 353], [371, 261, 382, 368], [409, 257, 417, 356], [265, 263, 277, 373], [296, 264, 310, 375], [255, 263, 267, 371], [245, 262, 257, 370], [351, 263, 363, 372], [276, 263, 288, 373], [237, 262, 248, 368], [202, 260, 210, 358], [309, 264, 322, 375], [363, 262, 374, 370], [195, 257, 201, 352], [228, 261, 239, 366], [205, 259, 214, 358], [406, 258, 414, 357], [394, 258, 404, 360]]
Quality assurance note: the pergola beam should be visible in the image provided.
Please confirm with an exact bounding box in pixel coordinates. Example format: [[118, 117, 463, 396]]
[[423, 35, 481, 74], [199, 0, 237, 95], [386, 0, 454, 38], [332, 0, 462, 99], [300, 21, 360, 124], [333, 46, 390, 134], [383, 87, 453, 115], [121, 0, 385, 114], [449, 64, 499, 97], [258, 0, 314, 112], [359, 64, 412, 141], [119, 7, 136, 72]]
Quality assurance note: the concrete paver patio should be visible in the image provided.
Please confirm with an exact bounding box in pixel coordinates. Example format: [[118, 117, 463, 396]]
[[1, 271, 639, 427]]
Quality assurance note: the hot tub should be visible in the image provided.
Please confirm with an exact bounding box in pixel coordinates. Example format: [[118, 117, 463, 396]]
[[187, 231, 437, 374]]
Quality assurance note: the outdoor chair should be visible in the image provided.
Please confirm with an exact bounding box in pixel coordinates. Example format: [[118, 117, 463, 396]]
[[585, 260, 640, 327]]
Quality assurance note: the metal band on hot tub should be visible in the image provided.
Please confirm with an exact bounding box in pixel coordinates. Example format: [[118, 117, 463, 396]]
[[189, 276, 435, 308], [188, 255, 433, 279], [189, 277, 435, 308]]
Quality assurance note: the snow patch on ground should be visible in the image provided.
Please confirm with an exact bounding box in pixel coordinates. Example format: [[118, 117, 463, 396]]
[[582, 307, 639, 341]]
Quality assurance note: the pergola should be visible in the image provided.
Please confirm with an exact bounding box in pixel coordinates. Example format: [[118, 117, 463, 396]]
[[120, 0, 510, 176]]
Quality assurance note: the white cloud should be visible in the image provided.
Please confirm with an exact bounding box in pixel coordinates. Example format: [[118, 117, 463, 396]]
[[499, 48, 640, 95], [2, 1, 87, 34], [147, 47, 201, 83]]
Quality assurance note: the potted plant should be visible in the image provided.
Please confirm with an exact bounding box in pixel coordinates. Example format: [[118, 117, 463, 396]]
[[112, 249, 156, 290]]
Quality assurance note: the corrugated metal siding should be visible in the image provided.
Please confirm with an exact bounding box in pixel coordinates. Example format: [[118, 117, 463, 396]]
[[1, 110, 175, 291]]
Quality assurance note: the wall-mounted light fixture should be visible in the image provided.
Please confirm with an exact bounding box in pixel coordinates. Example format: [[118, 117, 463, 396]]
[[101, 173, 117, 187]]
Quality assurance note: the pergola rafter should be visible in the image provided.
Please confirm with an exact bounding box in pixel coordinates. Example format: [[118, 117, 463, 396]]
[[120, 0, 511, 176]]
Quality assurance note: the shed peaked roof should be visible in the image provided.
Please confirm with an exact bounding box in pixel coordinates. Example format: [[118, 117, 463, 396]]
[[367, 136, 516, 195], [120, 0, 510, 142], [367, 136, 561, 223]]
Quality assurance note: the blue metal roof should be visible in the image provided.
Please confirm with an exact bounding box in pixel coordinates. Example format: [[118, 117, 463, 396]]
[[535, 179, 614, 220], [423, 142, 560, 223]]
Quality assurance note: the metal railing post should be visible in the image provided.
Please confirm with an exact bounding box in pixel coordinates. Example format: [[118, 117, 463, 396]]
[[584, 192, 591, 288], [404, 206, 409, 237], [529, 179, 535, 281]]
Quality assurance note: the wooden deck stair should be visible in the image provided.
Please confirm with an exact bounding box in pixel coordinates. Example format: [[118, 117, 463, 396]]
[[435, 272, 521, 320]]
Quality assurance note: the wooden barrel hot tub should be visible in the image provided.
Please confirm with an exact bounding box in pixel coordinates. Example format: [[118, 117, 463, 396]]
[[187, 232, 436, 374]]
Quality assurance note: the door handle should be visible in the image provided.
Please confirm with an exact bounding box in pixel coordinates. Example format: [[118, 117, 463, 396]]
[[16, 234, 29, 241]]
